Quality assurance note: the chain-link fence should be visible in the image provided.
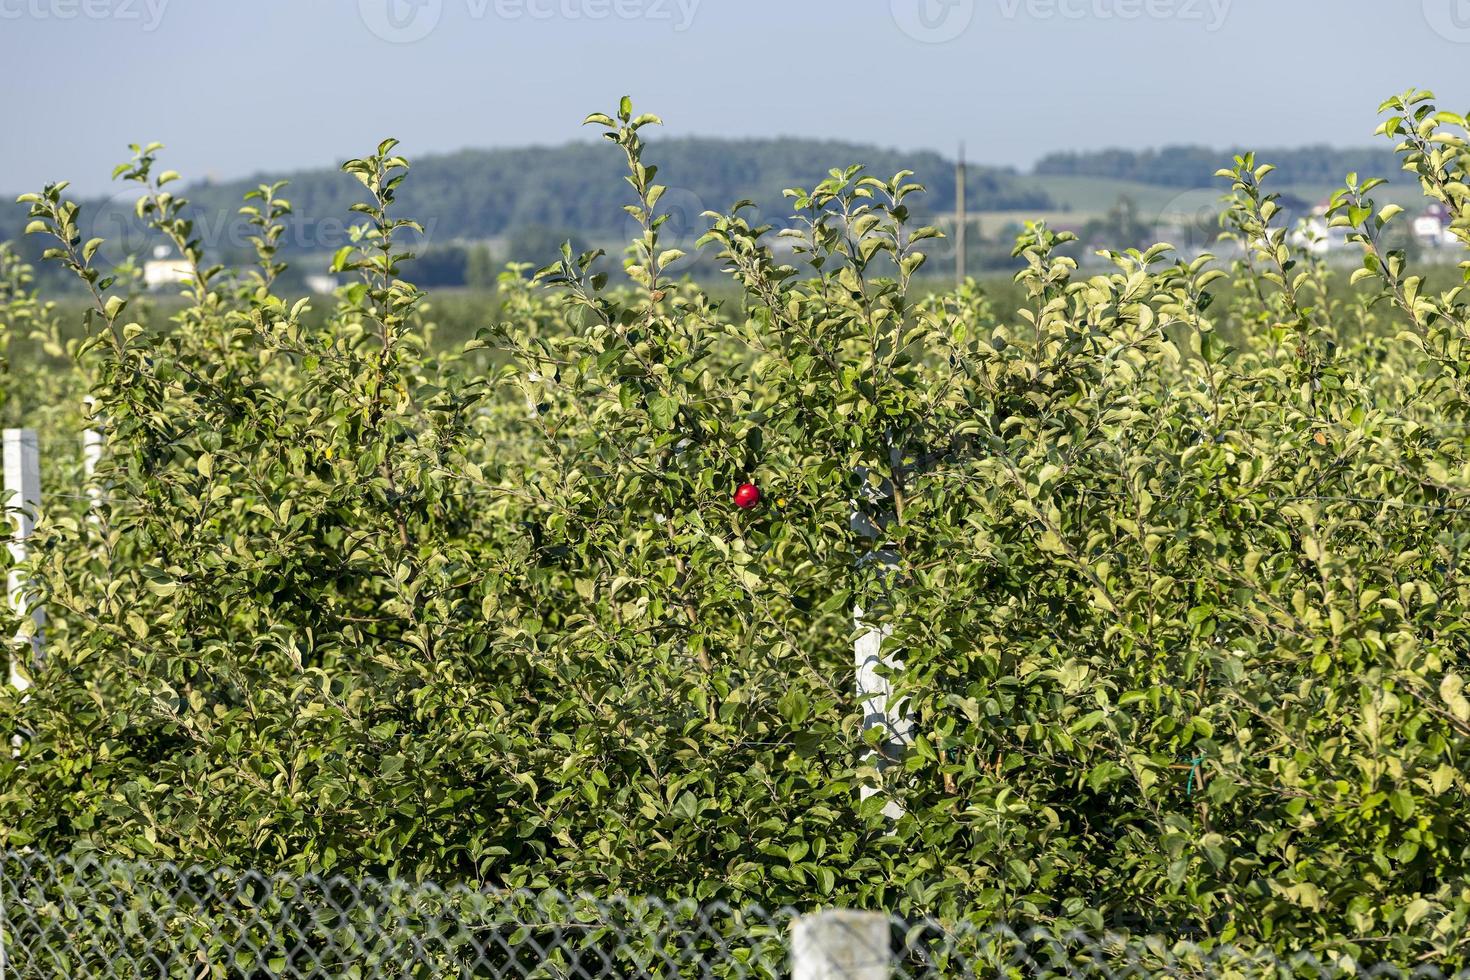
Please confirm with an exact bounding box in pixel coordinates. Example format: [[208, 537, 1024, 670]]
[[0, 852, 791, 978], [2, 852, 1467, 978]]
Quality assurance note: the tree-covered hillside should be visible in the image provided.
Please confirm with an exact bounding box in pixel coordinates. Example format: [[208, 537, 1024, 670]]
[[5, 137, 1051, 274], [188, 136, 1050, 238], [1034, 144, 1403, 188]]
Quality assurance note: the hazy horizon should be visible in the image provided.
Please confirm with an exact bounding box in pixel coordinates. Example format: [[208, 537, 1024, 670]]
[[5, 0, 1470, 196]]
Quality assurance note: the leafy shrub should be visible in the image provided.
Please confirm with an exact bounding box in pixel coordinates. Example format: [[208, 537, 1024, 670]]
[[2, 91, 1470, 967]]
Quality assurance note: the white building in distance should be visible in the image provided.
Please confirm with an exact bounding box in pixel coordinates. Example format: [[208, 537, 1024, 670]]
[[1413, 204, 1457, 248], [142, 246, 189, 290]]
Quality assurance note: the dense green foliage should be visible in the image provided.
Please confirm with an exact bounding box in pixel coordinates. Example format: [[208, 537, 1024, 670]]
[[4, 90, 1470, 970]]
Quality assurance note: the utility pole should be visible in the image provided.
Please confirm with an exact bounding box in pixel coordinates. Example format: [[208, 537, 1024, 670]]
[[956, 142, 967, 289]]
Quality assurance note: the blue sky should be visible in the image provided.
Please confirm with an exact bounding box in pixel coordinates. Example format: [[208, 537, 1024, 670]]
[[4, 0, 1470, 195]]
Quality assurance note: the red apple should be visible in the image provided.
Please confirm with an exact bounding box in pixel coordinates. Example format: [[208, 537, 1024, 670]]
[[733, 482, 761, 510]]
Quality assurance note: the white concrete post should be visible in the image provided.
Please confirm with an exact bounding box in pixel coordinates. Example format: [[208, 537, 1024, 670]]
[[855, 551, 913, 821], [83, 395, 105, 519], [853, 463, 914, 820], [4, 429, 42, 690], [792, 910, 893, 980]]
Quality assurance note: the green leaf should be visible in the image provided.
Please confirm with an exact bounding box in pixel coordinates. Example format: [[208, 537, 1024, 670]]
[[1389, 790, 1415, 821]]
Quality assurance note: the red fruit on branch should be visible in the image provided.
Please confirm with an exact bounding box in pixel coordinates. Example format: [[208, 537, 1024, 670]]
[[733, 483, 761, 510]]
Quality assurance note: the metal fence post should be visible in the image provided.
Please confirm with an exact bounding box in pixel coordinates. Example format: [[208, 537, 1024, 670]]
[[4, 429, 42, 691], [792, 910, 893, 980]]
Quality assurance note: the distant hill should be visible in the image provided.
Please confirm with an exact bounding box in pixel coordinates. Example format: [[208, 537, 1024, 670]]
[[3, 138, 1047, 265], [177, 136, 1050, 244], [1034, 145, 1403, 189]]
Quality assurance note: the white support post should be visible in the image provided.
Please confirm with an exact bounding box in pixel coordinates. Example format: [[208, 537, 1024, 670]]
[[852, 464, 914, 821], [792, 910, 893, 980], [854, 553, 913, 821], [4, 429, 42, 690], [83, 395, 104, 519]]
